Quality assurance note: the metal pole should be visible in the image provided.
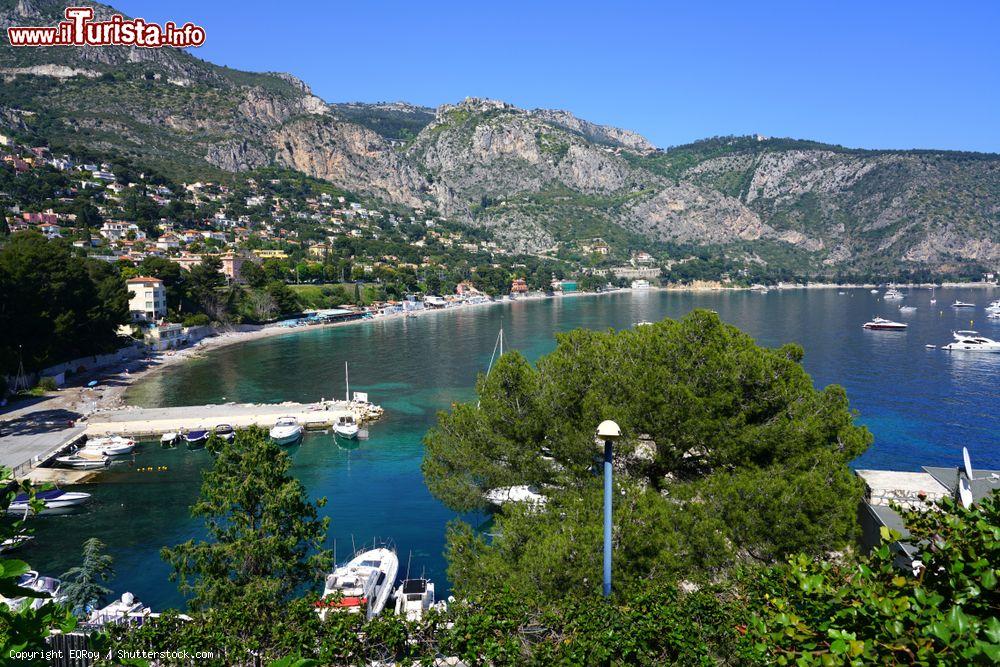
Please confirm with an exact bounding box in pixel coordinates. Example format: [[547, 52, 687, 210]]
[[603, 438, 613, 597]]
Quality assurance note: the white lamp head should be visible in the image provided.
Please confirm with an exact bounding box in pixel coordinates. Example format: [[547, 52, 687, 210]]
[[597, 420, 621, 441]]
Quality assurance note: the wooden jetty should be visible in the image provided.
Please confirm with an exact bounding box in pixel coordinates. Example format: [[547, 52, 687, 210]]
[[83, 399, 384, 438]]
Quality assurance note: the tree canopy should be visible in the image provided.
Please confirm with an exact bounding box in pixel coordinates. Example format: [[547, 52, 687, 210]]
[[423, 311, 872, 597]]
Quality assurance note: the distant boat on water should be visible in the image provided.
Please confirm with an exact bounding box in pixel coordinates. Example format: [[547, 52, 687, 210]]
[[862, 317, 907, 330], [952, 301, 976, 308]]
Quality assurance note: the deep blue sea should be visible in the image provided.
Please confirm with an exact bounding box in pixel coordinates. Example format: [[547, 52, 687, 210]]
[[23, 287, 1000, 609]]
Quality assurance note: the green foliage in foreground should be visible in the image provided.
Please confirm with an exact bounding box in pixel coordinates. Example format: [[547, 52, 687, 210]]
[[744, 492, 1000, 665], [101, 491, 1000, 665], [424, 311, 872, 597]]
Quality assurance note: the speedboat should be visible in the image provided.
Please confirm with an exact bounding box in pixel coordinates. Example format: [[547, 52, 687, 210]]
[[184, 430, 209, 449], [1, 571, 66, 612], [942, 331, 1000, 352], [318, 546, 399, 620], [862, 317, 907, 330], [988, 312, 1000, 320], [55, 452, 111, 469], [81, 435, 135, 456], [214, 424, 235, 442], [393, 577, 445, 621], [870, 289, 879, 294], [987, 299, 1000, 312], [269, 417, 303, 445], [7, 489, 91, 514], [898, 305, 917, 313], [332, 415, 360, 440], [160, 432, 179, 448], [952, 301, 976, 308], [883, 289, 904, 300]]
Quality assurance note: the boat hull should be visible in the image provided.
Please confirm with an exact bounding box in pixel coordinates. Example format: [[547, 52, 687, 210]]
[[270, 428, 303, 446]]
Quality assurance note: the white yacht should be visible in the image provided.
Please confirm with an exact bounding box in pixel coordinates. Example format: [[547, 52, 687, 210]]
[[942, 331, 1000, 352], [862, 317, 907, 330], [952, 300, 976, 308], [393, 578, 445, 621], [883, 288, 904, 300], [987, 299, 1000, 312], [7, 489, 91, 514], [898, 305, 917, 313], [269, 417, 303, 446], [870, 289, 880, 294], [81, 435, 135, 456], [319, 546, 399, 620]]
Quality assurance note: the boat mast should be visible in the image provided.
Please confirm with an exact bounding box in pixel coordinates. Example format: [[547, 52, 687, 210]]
[[345, 361, 349, 403]]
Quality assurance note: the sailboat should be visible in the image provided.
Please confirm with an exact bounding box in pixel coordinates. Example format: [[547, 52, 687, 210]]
[[477, 323, 504, 409], [333, 362, 360, 439]]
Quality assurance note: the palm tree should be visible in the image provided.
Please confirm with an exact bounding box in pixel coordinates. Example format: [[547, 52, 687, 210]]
[[60, 538, 114, 617]]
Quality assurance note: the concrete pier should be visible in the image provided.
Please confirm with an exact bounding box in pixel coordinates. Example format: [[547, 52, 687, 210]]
[[84, 399, 383, 438]]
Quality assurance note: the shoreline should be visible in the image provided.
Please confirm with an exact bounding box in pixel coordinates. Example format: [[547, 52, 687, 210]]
[[15, 281, 993, 415], [119, 281, 997, 401]]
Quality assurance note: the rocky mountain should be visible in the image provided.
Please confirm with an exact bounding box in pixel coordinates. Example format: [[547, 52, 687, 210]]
[[2, 0, 998, 275]]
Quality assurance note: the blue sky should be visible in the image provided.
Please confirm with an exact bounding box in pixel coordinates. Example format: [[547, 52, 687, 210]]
[[117, 0, 1000, 152]]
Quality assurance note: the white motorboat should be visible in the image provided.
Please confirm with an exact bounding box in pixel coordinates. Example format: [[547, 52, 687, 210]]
[[2, 571, 66, 611], [55, 452, 111, 470], [485, 485, 548, 507], [942, 331, 1000, 352], [883, 288, 904, 300], [269, 417, 303, 445], [160, 432, 179, 448], [988, 312, 1000, 320], [952, 301, 976, 308], [987, 300, 1000, 312], [898, 305, 917, 313], [870, 289, 879, 294], [333, 415, 360, 439], [0, 534, 33, 553], [7, 489, 91, 514], [81, 435, 135, 456], [319, 546, 399, 620], [862, 317, 907, 330], [214, 424, 235, 442], [393, 578, 445, 621]]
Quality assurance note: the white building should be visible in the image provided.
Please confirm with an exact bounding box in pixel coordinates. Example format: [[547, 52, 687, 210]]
[[126, 276, 167, 321]]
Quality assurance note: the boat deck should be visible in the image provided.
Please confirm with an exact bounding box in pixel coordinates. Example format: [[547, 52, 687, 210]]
[[84, 400, 384, 438]]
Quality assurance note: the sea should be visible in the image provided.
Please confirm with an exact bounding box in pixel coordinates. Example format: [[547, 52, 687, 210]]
[[22, 287, 1000, 610]]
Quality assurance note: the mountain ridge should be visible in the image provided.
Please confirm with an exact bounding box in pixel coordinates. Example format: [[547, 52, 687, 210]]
[[1, 0, 997, 275]]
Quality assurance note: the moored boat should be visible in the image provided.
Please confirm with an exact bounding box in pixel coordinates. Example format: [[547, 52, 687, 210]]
[[160, 432, 179, 448], [55, 452, 111, 470], [81, 435, 135, 456], [214, 424, 235, 442], [952, 301, 976, 308], [332, 415, 360, 439], [184, 430, 209, 449], [393, 577, 445, 621], [318, 546, 399, 620], [862, 317, 907, 330], [883, 288, 904, 300], [269, 417, 303, 445], [7, 489, 91, 514]]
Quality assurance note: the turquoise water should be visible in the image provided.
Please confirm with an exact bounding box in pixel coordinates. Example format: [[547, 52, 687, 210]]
[[23, 288, 1000, 610]]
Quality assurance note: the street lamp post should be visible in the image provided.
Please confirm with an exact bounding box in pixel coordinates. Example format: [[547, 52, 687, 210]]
[[596, 420, 621, 597]]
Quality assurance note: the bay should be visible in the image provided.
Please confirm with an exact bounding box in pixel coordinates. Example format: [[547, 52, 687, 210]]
[[23, 287, 1000, 610]]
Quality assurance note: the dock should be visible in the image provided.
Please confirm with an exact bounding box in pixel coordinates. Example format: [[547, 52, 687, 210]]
[[84, 399, 383, 438]]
